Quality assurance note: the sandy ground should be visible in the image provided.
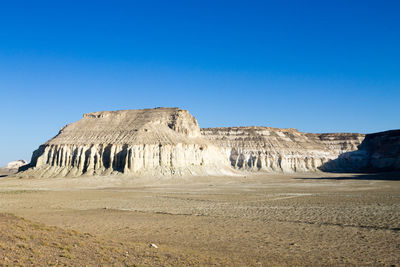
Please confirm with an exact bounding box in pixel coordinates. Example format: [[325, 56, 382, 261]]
[[0, 168, 16, 177], [0, 172, 399, 266]]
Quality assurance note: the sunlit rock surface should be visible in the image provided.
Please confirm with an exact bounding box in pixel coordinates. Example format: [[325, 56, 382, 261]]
[[20, 108, 232, 177], [201, 127, 365, 172], [6, 160, 27, 169], [18, 108, 398, 178]]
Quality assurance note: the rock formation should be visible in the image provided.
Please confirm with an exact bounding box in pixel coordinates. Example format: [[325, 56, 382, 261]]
[[361, 130, 400, 171], [322, 130, 400, 172], [19, 108, 231, 178], [18, 107, 399, 178], [6, 160, 27, 169], [201, 127, 365, 172], [0, 160, 27, 177]]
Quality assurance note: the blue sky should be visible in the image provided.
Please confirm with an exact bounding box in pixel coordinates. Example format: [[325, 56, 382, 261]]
[[0, 0, 399, 165]]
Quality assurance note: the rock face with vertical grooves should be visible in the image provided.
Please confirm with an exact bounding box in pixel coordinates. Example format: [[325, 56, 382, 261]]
[[201, 127, 365, 172], [19, 108, 232, 177], [18, 107, 399, 178]]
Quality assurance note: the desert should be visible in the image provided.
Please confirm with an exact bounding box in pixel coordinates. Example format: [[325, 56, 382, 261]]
[[1, 108, 399, 266], [2, 2, 399, 265], [0, 172, 399, 266]]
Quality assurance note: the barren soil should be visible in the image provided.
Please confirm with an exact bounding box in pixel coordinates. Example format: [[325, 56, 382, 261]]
[[0, 172, 399, 266]]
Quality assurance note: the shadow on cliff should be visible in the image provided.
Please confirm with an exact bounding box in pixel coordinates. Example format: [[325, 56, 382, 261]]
[[319, 129, 400, 174], [18, 164, 32, 172], [295, 172, 400, 181]]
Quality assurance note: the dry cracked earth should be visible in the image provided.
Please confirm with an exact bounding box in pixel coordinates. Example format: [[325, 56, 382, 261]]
[[0, 172, 399, 266]]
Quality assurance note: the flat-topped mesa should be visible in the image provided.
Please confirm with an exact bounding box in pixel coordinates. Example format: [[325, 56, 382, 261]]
[[201, 127, 366, 172], [50, 107, 201, 145], [21, 108, 231, 178], [18, 107, 399, 178]]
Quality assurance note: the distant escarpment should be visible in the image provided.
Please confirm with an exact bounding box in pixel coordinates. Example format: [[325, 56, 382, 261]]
[[19, 108, 231, 178], [18, 108, 399, 178], [201, 127, 365, 173]]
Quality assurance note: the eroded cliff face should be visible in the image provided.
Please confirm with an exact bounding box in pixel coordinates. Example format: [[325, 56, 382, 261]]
[[20, 108, 231, 177], [19, 107, 398, 178], [361, 130, 400, 171], [322, 130, 400, 172], [201, 127, 365, 173]]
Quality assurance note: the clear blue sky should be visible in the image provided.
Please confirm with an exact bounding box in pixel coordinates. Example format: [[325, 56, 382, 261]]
[[0, 0, 399, 166]]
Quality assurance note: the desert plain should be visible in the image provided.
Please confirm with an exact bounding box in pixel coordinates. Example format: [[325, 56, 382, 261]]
[[0, 171, 399, 266]]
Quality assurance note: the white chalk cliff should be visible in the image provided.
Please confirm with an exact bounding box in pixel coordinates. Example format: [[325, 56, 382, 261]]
[[201, 127, 365, 172], [18, 107, 398, 178], [20, 108, 232, 177]]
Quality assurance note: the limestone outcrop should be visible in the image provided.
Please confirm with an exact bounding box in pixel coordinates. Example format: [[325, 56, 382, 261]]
[[18, 107, 399, 178], [6, 160, 27, 169], [19, 108, 232, 177], [322, 130, 400, 172], [201, 127, 365, 172]]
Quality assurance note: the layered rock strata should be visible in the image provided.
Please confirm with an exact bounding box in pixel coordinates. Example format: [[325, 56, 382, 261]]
[[19, 107, 399, 177], [323, 130, 400, 172], [201, 127, 365, 172], [20, 108, 231, 177]]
